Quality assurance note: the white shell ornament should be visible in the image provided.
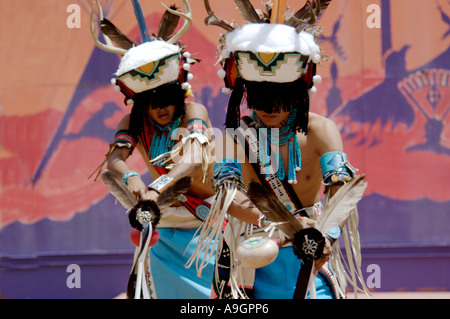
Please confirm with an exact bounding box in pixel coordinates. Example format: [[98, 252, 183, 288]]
[[236, 236, 279, 269]]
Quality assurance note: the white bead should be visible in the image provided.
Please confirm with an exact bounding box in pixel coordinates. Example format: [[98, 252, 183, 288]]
[[217, 69, 226, 79], [309, 86, 317, 94], [183, 63, 190, 71], [313, 75, 322, 84], [187, 73, 194, 81], [312, 53, 321, 64], [113, 85, 121, 92], [183, 51, 191, 58], [221, 87, 232, 94], [110, 78, 117, 85], [126, 99, 134, 105]]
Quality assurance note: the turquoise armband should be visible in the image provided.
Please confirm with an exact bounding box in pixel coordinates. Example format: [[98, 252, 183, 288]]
[[325, 226, 342, 245], [212, 158, 244, 190], [122, 171, 140, 185], [320, 151, 356, 185]]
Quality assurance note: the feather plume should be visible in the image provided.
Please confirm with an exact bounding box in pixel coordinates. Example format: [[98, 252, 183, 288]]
[[247, 181, 305, 238], [101, 171, 138, 209], [234, 0, 261, 23], [285, 0, 332, 32], [100, 18, 136, 50], [131, 0, 151, 42], [317, 174, 367, 235], [261, 2, 272, 22], [129, 200, 161, 230], [313, 0, 333, 17], [157, 5, 180, 41], [156, 176, 193, 207]]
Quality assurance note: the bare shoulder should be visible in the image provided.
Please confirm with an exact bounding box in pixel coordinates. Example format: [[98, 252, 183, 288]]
[[184, 101, 210, 123], [185, 102, 208, 116], [307, 112, 343, 154], [117, 114, 131, 130], [308, 113, 340, 134]]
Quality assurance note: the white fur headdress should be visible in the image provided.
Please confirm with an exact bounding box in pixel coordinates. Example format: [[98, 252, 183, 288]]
[[90, 0, 196, 104], [115, 41, 182, 95], [204, 0, 331, 93], [223, 23, 321, 85]]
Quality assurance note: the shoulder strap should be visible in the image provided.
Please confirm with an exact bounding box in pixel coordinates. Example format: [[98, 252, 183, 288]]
[[237, 117, 303, 212]]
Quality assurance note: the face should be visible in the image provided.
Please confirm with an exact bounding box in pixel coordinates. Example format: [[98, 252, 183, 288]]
[[254, 108, 291, 128], [147, 104, 176, 126]]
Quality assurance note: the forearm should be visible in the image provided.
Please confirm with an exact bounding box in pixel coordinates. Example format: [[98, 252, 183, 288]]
[[169, 140, 203, 178], [107, 153, 133, 179], [107, 150, 147, 198], [227, 190, 262, 225]]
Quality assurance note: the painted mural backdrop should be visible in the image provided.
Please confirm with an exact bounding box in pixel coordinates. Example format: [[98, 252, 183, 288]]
[[0, 0, 449, 282]]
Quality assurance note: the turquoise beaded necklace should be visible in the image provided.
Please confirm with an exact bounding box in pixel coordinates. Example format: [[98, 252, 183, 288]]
[[252, 109, 302, 184], [149, 116, 181, 167]]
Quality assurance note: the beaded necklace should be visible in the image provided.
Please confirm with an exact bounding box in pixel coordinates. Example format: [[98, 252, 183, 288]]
[[252, 109, 302, 184], [149, 116, 181, 167]]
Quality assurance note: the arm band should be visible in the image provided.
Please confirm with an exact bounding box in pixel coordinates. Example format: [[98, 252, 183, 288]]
[[325, 226, 342, 245], [212, 158, 244, 191], [122, 171, 140, 185], [148, 174, 174, 193], [114, 129, 137, 152], [186, 119, 209, 137], [320, 151, 356, 185], [181, 118, 210, 147]]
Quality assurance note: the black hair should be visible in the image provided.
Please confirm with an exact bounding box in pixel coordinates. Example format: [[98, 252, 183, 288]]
[[129, 81, 186, 142], [226, 78, 310, 134]]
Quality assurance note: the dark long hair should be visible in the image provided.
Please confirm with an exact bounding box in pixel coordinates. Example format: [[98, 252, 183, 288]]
[[226, 78, 310, 134], [129, 81, 186, 142]]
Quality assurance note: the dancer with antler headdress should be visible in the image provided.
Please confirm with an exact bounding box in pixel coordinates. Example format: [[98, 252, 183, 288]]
[[188, 0, 370, 299], [89, 0, 215, 299]]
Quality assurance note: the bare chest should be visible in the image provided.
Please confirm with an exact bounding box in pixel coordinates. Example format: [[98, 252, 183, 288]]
[[242, 134, 323, 207]]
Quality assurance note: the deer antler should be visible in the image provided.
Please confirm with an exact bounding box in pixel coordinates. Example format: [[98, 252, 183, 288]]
[[163, 0, 192, 44], [90, 0, 127, 55], [203, 0, 235, 32]]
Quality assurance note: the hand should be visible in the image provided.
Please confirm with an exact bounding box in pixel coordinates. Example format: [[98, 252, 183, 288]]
[[295, 216, 317, 228], [314, 237, 332, 276], [126, 175, 147, 199], [141, 189, 159, 202]]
